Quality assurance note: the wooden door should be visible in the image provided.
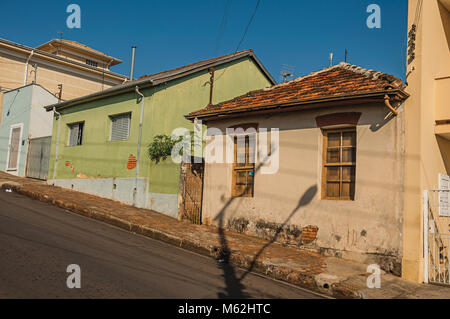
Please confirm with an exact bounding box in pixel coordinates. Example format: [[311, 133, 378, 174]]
[[180, 159, 204, 224]]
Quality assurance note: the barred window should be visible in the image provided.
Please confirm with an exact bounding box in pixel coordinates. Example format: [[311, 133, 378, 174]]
[[322, 128, 356, 200], [110, 113, 131, 141], [68, 122, 84, 146], [86, 59, 98, 68]]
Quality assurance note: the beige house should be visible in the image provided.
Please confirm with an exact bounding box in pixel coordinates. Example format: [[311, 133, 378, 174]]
[[402, 0, 450, 284], [186, 63, 409, 276], [0, 38, 127, 120]]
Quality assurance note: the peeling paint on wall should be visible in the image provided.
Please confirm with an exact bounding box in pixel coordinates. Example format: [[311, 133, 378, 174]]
[[226, 218, 319, 247]]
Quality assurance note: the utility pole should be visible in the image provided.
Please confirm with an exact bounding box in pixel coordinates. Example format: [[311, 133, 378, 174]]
[[57, 84, 63, 102], [208, 67, 215, 106]]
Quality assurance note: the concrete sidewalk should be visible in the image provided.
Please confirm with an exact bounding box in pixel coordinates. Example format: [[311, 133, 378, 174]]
[[1, 171, 449, 299]]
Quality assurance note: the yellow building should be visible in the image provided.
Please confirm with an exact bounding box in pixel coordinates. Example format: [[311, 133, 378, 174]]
[[0, 38, 127, 119], [403, 0, 450, 283]]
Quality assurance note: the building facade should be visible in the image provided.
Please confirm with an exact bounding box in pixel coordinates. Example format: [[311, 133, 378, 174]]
[[0, 38, 126, 123], [402, 0, 450, 283], [187, 63, 409, 275], [44, 50, 275, 218], [0, 84, 58, 177]]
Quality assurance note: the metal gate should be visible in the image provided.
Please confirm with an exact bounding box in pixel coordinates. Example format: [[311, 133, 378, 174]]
[[179, 158, 204, 225], [26, 136, 52, 180], [424, 190, 450, 285]]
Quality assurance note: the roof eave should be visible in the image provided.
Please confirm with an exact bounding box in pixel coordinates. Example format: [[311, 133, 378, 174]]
[[0, 38, 127, 80], [46, 50, 273, 112], [185, 89, 409, 121], [45, 78, 155, 111], [36, 39, 123, 64]]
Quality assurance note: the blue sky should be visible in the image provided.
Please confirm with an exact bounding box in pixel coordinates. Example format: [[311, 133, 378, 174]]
[[0, 0, 408, 82]]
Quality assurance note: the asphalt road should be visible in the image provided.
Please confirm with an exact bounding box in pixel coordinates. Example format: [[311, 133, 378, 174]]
[[0, 190, 324, 299]]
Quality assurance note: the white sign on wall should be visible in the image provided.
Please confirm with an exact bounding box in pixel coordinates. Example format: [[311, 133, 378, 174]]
[[439, 174, 450, 217]]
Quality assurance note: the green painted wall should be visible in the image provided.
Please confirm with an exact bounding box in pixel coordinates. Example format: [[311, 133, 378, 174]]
[[48, 57, 272, 196]]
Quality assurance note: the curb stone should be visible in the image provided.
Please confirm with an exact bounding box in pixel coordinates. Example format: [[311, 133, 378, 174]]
[[1, 182, 361, 299]]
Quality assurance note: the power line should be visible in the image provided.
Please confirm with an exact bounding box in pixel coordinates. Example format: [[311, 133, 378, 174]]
[[215, 0, 232, 56], [235, 0, 261, 52], [214, 0, 262, 84]]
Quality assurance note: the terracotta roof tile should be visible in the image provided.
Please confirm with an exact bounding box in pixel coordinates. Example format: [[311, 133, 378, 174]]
[[187, 62, 406, 119]]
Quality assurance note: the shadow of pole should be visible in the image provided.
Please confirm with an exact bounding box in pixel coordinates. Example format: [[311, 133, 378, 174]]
[[212, 149, 317, 298]]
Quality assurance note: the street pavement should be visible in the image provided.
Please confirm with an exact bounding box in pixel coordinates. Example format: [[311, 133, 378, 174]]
[[0, 191, 323, 299]]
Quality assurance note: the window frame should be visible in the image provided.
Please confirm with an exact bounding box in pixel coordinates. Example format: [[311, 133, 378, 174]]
[[109, 112, 131, 142], [67, 122, 85, 147], [231, 134, 256, 198], [321, 127, 357, 201]]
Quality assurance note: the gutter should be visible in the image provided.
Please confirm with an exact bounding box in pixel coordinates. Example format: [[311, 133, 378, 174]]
[[52, 107, 62, 181], [45, 77, 155, 112], [24, 50, 34, 85], [384, 94, 399, 116], [134, 86, 146, 206]]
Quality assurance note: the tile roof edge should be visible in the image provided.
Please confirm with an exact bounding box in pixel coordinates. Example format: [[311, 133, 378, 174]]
[[263, 62, 401, 92], [186, 89, 408, 120]]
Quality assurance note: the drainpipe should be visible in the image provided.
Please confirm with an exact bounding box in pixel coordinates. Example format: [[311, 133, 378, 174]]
[[384, 94, 399, 116], [52, 107, 62, 181], [24, 50, 34, 85], [130, 46, 136, 81], [134, 86, 145, 205]]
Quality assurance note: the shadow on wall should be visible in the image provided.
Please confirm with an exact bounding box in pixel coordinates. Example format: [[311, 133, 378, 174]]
[[437, 135, 450, 175], [212, 151, 317, 298], [438, 1, 450, 54]]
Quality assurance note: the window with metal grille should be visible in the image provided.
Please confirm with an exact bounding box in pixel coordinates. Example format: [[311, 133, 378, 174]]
[[110, 113, 131, 141], [67, 122, 84, 146], [232, 135, 256, 197], [86, 59, 98, 68], [322, 128, 356, 200]]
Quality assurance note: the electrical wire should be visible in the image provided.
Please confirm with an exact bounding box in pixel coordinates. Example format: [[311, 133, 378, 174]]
[[235, 0, 261, 52], [214, 0, 262, 84], [215, 0, 232, 56]]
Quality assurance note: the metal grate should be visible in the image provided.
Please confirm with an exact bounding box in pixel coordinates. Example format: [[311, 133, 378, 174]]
[[424, 190, 450, 285], [110, 113, 130, 141]]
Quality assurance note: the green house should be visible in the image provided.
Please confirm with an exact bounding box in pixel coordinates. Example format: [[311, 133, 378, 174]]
[[44, 50, 275, 218]]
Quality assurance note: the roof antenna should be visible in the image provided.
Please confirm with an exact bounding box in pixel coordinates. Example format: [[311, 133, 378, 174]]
[[329, 53, 333, 67], [345, 49, 348, 63], [279, 64, 295, 83], [57, 30, 63, 40]]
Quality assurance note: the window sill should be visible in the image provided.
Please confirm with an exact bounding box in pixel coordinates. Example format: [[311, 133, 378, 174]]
[[321, 197, 355, 201]]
